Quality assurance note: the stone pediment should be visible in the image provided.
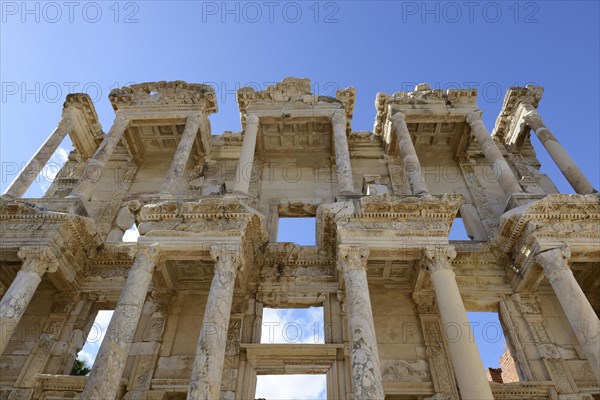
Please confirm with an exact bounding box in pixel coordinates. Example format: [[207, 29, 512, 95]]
[[109, 81, 218, 114]]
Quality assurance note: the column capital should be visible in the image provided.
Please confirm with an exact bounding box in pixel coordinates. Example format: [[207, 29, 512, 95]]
[[210, 245, 242, 274], [246, 113, 259, 125], [535, 246, 571, 279], [331, 110, 346, 126], [522, 107, 545, 131], [337, 245, 369, 273], [465, 109, 484, 125], [422, 245, 457, 274], [60, 107, 79, 130], [17, 245, 60, 275], [390, 111, 407, 124], [135, 244, 163, 265], [185, 113, 203, 125]]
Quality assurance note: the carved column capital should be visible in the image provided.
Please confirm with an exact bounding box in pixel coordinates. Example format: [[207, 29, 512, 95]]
[[522, 107, 545, 131], [210, 245, 242, 274], [465, 109, 484, 125], [17, 245, 60, 275], [390, 111, 407, 125], [337, 245, 369, 273], [535, 246, 571, 279], [423, 246, 457, 274], [246, 113, 259, 126], [331, 110, 346, 127], [60, 107, 78, 131], [136, 243, 163, 264]]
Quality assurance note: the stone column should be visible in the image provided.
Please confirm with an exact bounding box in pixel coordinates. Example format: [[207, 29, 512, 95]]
[[82, 245, 161, 400], [337, 245, 384, 400], [524, 108, 597, 194], [332, 111, 355, 194], [0, 246, 58, 355], [3, 110, 76, 199], [390, 112, 429, 196], [423, 246, 494, 400], [233, 114, 259, 195], [188, 245, 242, 400], [69, 114, 130, 201], [535, 247, 600, 383], [160, 114, 203, 195], [466, 110, 523, 196]]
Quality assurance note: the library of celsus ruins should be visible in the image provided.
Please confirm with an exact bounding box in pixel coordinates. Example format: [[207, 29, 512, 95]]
[[0, 78, 599, 400]]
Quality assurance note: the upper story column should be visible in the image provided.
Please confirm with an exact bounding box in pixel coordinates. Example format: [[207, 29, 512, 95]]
[[524, 108, 597, 194], [69, 113, 130, 201], [535, 247, 600, 383], [390, 112, 429, 196], [337, 245, 384, 400], [160, 114, 203, 195], [331, 111, 355, 194], [82, 245, 161, 400], [188, 245, 242, 400], [233, 113, 259, 195], [3, 108, 76, 199], [423, 246, 494, 400], [0, 246, 59, 355], [466, 110, 523, 197]]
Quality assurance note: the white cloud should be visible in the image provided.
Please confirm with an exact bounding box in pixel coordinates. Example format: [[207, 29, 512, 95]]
[[261, 307, 324, 344], [122, 224, 140, 242], [255, 374, 326, 400]]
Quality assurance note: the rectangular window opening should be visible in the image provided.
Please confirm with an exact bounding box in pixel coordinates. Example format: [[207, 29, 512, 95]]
[[467, 311, 520, 383], [261, 307, 324, 344], [255, 374, 327, 400], [74, 309, 114, 375], [277, 217, 316, 245]]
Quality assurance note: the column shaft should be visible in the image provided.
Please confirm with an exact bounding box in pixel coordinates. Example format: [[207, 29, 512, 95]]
[[187, 246, 241, 400], [0, 247, 58, 355], [69, 115, 129, 200], [524, 108, 597, 194], [160, 114, 203, 195], [337, 245, 384, 400], [82, 245, 160, 400], [233, 114, 259, 195], [390, 112, 429, 196], [4, 114, 75, 198], [536, 247, 600, 383], [466, 111, 523, 196], [332, 112, 355, 194], [424, 246, 494, 400]]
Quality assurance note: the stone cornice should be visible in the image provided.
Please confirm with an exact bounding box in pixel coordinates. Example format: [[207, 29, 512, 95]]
[[374, 84, 478, 136], [236, 77, 355, 131], [109, 81, 217, 114], [491, 85, 543, 143], [495, 194, 600, 254]]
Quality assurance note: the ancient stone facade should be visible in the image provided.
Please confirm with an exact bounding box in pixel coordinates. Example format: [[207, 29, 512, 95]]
[[1, 78, 599, 399]]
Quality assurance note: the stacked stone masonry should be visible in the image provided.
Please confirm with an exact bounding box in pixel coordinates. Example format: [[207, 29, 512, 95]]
[[0, 78, 599, 400]]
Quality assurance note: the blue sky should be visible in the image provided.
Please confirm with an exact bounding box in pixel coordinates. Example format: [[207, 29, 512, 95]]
[[2, 1, 599, 398]]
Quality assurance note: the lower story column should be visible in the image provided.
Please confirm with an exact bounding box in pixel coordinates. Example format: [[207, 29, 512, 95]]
[[81, 245, 161, 400], [337, 245, 384, 400], [423, 246, 494, 400], [535, 247, 600, 384], [187, 245, 242, 400]]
